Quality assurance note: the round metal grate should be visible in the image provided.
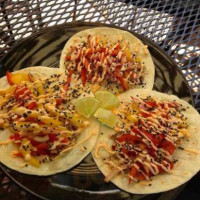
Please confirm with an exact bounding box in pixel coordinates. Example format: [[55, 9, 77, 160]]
[[0, 0, 200, 200]]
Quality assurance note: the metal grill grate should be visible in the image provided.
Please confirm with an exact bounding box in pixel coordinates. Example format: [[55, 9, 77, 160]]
[[0, 0, 200, 199]]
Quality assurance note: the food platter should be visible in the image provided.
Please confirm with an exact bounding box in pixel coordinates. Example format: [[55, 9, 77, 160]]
[[0, 22, 194, 200]]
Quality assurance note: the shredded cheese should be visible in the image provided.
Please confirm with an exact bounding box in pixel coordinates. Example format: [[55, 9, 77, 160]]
[[20, 162, 28, 168], [59, 131, 95, 156], [94, 142, 115, 158], [81, 147, 87, 151], [139, 181, 152, 186], [0, 139, 13, 145], [184, 148, 199, 154], [104, 160, 124, 172]]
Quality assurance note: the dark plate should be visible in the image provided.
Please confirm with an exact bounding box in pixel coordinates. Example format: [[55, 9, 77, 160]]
[[0, 22, 194, 200]]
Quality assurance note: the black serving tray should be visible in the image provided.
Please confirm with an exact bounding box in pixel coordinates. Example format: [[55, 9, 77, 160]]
[[0, 22, 194, 200]]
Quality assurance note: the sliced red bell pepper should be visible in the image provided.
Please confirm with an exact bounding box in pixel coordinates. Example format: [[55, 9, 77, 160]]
[[9, 133, 21, 140], [169, 161, 174, 170], [13, 152, 23, 158], [122, 147, 128, 154], [25, 117, 44, 125], [121, 146, 137, 157], [61, 138, 69, 143], [37, 149, 48, 155], [112, 145, 116, 151], [6, 71, 13, 85], [27, 101, 37, 110], [86, 48, 93, 55], [30, 138, 41, 146], [159, 139, 175, 155], [159, 103, 165, 109], [129, 165, 138, 183], [117, 134, 140, 145], [56, 98, 63, 106], [145, 101, 157, 108], [36, 143, 48, 150], [140, 111, 151, 118], [114, 67, 122, 78], [81, 67, 87, 85], [132, 128, 140, 135], [118, 77, 128, 90], [133, 162, 148, 181], [84, 58, 89, 70], [136, 173, 146, 181], [99, 47, 106, 53], [115, 43, 120, 50], [48, 134, 58, 142], [142, 130, 164, 147], [65, 55, 71, 61], [148, 134, 164, 147], [158, 160, 174, 173], [162, 113, 169, 119], [64, 70, 73, 91], [14, 85, 31, 101], [167, 102, 179, 108], [127, 150, 137, 157], [147, 147, 156, 156], [111, 49, 119, 56]]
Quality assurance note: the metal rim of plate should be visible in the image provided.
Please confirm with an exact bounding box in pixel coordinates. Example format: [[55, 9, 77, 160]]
[[0, 21, 195, 200]]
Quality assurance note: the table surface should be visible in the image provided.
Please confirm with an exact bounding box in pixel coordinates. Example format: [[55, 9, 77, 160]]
[[0, 0, 200, 200]]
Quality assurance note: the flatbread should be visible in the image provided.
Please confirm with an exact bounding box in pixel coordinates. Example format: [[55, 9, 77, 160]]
[[92, 89, 200, 194], [0, 66, 100, 175], [60, 27, 155, 91]]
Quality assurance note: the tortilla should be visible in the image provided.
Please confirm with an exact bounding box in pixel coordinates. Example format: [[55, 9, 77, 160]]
[[60, 27, 155, 93], [92, 89, 200, 194], [0, 66, 100, 175]]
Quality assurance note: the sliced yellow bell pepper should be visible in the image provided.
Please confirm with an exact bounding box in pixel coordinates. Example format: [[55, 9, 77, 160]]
[[36, 82, 45, 96], [124, 48, 133, 62], [12, 107, 40, 118], [102, 37, 107, 47], [127, 114, 138, 124], [39, 116, 63, 126], [20, 138, 40, 168], [7, 72, 30, 85], [132, 102, 139, 111], [67, 115, 88, 128], [180, 128, 190, 137], [136, 56, 142, 62], [14, 122, 40, 133], [96, 36, 100, 45], [28, 157, 40, 168]]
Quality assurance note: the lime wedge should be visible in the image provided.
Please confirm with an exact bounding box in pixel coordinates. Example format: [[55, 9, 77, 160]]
[[94, 108, 118, 128], [75, 97, 100, 118], [95, 91, 119, 109]]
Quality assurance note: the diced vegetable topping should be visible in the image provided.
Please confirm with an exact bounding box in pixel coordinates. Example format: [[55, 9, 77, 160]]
[[6, 71, 31, 85], [64, 35, 145, 91], [100, 96, 189, 183], [0, 71, 90, 168]]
